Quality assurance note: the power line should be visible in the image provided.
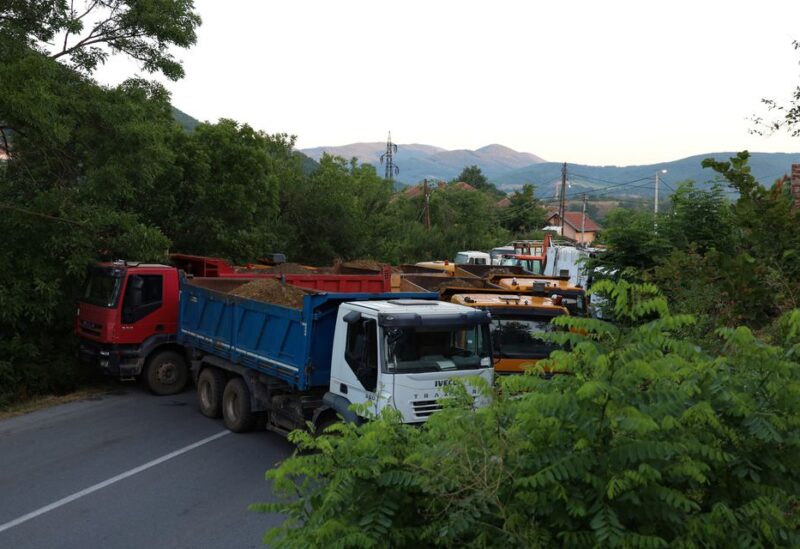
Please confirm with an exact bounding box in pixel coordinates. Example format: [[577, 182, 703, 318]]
[[560, 176, 654, 199], [544, 181, 659, 205], [660, 179, 676, 193], [570, 172, 651, 186], [542, 179, 656, 204]]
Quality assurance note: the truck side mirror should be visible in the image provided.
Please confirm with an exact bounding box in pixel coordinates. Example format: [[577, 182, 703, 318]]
[[343, 311, 362, 324]]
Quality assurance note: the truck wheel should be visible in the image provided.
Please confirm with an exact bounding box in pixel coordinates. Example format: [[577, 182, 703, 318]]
[[197, 367, 225, 418], [144, 350, 188, 396], [222, 377, 256, 433], [315, 415, 340, 437]]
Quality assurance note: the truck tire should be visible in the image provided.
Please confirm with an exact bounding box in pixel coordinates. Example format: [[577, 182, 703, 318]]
[[315, 415, 340, 437], [222, 377, 256, 433], [144, 350, 188, 396], [197, 367, 225, 418]]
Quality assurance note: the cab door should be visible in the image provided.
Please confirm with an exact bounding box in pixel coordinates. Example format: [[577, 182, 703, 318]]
[[118, 273, 169, 344], [336, 316, 381, 410]]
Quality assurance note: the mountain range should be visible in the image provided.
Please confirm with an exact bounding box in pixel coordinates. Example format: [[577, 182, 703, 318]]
[[170, 109, 800, 199], [300, 143, 545, 184], [300, 142, 800, 198], [495, 152, 800, 200]]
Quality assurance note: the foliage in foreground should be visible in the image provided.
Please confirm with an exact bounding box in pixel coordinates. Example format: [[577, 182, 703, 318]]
[[591, 154, 800, 331], [255, 282, 800, 548]]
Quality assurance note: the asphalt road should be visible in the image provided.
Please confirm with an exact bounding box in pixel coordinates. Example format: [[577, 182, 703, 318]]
[[0, 386, 294, 549]]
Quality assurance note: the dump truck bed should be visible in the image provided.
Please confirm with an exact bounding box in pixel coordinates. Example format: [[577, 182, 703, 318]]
[[178, 277, 431, 390], [399, 275, 502, 294], [170, 253, 391, 292]]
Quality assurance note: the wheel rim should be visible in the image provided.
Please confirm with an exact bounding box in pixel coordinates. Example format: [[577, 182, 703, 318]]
[[156, 361, 177, 385]]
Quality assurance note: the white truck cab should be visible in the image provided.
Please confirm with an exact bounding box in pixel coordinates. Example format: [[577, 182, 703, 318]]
[[326, 299, 494, 423], [454, 251, 491, 265]]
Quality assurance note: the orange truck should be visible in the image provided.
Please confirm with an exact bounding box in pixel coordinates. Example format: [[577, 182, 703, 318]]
[[446, 290, 569, 375], [399, 275, 569, 375]]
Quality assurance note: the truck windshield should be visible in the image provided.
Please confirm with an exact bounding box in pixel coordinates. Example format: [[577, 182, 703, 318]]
[[499, 258, 543, 274], [82, 270, 123, 307], [385, 325, 490, 373], [490, 315, 561, 359]]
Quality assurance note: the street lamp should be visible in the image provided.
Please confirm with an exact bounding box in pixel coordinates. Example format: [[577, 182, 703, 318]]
[[654, 169, 667, 230]]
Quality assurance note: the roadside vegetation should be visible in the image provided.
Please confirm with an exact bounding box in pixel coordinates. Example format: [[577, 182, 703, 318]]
[[258, 283, 800, 547]]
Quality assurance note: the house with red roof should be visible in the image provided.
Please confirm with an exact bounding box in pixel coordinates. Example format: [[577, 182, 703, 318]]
[[545, 211, 601, 244]]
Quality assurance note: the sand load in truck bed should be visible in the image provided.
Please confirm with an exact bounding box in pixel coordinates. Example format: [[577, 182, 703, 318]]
[[340, 259, 384, 272], [229, 278, 308, 309]]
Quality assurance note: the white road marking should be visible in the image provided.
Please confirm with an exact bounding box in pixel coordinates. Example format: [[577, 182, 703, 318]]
[[0, 430, 231, 534]]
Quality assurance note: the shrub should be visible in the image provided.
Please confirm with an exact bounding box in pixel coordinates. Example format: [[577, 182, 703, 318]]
[[256, 282, 800, 548]]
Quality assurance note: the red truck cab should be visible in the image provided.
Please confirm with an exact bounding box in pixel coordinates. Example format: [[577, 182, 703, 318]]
[[77, 261, 185, 395]]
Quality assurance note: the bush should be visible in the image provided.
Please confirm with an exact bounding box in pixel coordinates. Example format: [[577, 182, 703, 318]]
[[256, 281, 800, 548]]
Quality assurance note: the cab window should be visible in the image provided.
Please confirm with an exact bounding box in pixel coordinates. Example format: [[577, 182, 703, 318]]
[[121, 274, 163, 324], [345, 319, 378, 392]]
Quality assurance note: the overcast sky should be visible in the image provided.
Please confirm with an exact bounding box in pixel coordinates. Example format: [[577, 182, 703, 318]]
[[96, 0, 800, 166]]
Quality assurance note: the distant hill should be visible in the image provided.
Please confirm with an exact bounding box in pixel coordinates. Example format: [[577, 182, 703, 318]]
[[295, 151, 319, 175], [495, 152, 800, 199], [171, 106, 200, 132], [300, 142, 546, 183], [301, 141, 800, 197]]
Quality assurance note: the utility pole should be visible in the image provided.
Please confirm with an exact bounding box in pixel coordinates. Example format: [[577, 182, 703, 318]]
[[580, 193, 587, 246], [654, 169, 666, 231], [792, 164, 800, 209], [423, 178, 432, 229], [558, 163, 567, 237], [380, 131, 399, 181]]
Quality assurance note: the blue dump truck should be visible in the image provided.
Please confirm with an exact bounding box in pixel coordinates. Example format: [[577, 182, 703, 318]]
[[178, 277, 494, 435]]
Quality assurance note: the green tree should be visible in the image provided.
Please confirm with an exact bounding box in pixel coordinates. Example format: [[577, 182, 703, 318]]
[[1, 0, 201, 79], [0, 57, 177, 403], [500, 183, 548, 236], [590, 208, 670, 274], [662, 182, 735, 254], [452, 165, 504, 197], [257, 282, 800, 547], [280, 155, 393, 264], [0, 0, 200, 404], [376, 185, 510, 263], [155, 120, 299, 262]]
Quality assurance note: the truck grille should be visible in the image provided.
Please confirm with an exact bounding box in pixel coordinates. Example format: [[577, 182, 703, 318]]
[[412, 399, 441, 418]]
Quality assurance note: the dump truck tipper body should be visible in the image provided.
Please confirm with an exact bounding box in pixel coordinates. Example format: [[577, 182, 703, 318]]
[[490, 275, 589, 317]]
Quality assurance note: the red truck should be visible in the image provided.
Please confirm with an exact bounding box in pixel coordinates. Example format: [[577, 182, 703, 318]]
[[75, 254, 392, 396]]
